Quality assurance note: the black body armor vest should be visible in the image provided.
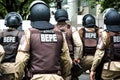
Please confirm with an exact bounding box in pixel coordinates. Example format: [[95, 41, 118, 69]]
[[79, 28, 99, 56], [0, 30, 23, 63]]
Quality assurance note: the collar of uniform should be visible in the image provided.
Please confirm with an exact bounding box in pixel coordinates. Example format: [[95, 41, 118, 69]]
[[31, 21, 54, 30], [85, 28, 96, 32], [106, 25, 120, 32], [57, 22, 67, 25]]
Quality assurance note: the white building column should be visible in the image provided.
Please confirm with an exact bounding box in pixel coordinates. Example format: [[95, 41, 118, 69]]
[[67, 0, 78, 26]]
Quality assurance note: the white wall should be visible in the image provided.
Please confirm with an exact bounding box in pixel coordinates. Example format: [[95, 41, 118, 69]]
[[0, 20, 31, 30], [22, 20, 31, 30], [0, 20, 8, 30]]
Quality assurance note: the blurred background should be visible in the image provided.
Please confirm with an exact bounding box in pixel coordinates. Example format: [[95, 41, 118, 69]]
[[0, 0, 119, 30]]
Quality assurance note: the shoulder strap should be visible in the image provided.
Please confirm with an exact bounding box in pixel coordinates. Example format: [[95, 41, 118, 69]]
[[0, 31, 3, 44], [95, 28, 98, 38], [66, 24, 71, 29], [78, 28, 84, 39], [29, 28, 40, 34], [106, 31, 111, 47]]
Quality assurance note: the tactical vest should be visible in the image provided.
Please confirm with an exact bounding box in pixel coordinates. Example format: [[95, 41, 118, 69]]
[[104, 31, 120, 62], [79, 28, 99, 56], [0, 30, 23, 63], [55, 24, 74, 58], [28, 28, 63, 75]]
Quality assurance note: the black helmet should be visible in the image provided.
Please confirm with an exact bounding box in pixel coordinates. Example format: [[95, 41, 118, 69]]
[[82, 14, 96, 28], [5, 12, 22, 28], [103, 8, 117, 19], [104, 8, 120, 32], [29, 0, 53, 29], [55, 9, 68, 22], [29, 0, 50, 21]]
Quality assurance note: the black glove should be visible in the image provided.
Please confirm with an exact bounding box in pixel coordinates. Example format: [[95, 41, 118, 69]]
[[71, 62, 82, 76]]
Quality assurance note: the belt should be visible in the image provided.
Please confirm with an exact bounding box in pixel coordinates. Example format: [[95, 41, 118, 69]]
[[33, 70, 61, 75]]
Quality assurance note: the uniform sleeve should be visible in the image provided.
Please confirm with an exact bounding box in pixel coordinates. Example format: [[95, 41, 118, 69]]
[[66, 27, 74, 59], [72, 31, 83, 60], [71, 26, 77, 33], [91, 31, 107, 71], [15, 30, 30, 80], [0, 45, 5, 63], [18, 30, 30, 51], [60, 33, 72, 79], [0, 30, 4, 63]]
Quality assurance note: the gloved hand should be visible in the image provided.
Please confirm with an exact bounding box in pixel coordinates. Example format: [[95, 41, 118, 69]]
[[71, 59, 82, 76]]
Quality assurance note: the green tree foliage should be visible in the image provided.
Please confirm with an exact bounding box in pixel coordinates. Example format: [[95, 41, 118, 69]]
[[90, 0, 120, 13], [0, 0, 53, 19]]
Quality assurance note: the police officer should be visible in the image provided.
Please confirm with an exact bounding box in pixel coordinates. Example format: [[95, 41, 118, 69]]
[[90, 8, 120, 80], [0, 12, 24, 80], [15, 0, 72, 80], [54, 8, 75, 80], [0, 45, 4, 63], [54, 9, 74, 60], [0, 45, 5, 76], [72, 14, 102, 80], [0, 29, 5, 75]]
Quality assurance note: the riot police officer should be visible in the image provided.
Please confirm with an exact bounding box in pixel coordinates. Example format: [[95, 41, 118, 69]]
[[16, 0, 72, 80], [72, 14, 102, 80], [90, 8, 120, 80], [0, 12, 24, 80], [0, 44, 4, 77], [54, 8, 75, 80], [54, 9, 74, 60]]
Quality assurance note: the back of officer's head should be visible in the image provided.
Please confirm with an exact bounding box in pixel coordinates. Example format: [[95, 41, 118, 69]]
[[5, 12, 22, 28], [104, 8, 120, 32], [55, 9, 68, 22], [82, 14, 96, 28], [29, 0, 53, 29], [29, 0, 50, 22]]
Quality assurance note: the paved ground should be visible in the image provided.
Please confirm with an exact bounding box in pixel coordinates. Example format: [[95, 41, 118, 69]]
[[78, 73, 90, 80]]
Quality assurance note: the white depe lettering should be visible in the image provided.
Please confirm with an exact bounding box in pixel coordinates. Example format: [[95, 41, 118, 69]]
[[85, 33, 96, 38], [3, 37, 15, 42], [114, 36, 120, 42], [41, 34, 57, 42], [41, 34, 45, 42]]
